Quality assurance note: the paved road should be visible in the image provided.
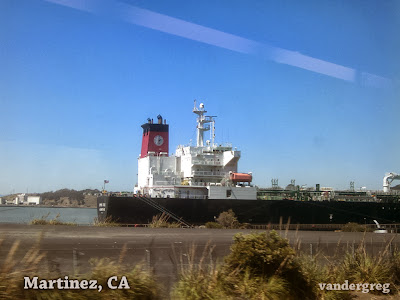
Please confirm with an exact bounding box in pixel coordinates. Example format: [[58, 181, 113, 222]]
[[1, 224, 399, 291]]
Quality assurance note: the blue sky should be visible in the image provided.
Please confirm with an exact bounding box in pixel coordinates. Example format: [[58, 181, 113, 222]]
[[1, 0, 399, 194]]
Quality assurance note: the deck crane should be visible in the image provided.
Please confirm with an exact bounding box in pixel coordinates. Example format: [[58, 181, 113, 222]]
[[383, 172, 400, 192]]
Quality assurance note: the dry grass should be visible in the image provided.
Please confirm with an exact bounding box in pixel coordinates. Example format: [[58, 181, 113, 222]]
[[205, 222, 223, 229], [3, 227, 400, 299], [326, 236, 399, 295], [0, 235, 162, 299], [0, 234, 47, 299], [149, 213, 182, 228], [294, 234, 400, 298], [341, 222, 374, 232], [30, 213, 77, 226], [173, 232, 307, 299], [92, 216, 121, 227], [171, 243, 226, 299], [172, 231, 400, 299]]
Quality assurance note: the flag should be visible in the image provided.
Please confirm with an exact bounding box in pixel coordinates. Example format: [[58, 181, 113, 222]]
[[104, 180, 109, 183]]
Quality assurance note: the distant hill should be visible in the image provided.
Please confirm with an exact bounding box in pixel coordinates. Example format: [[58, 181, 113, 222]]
[[393, 184, 400, 191], [40, 189, 101, 207], [2, 189, 101, 207]]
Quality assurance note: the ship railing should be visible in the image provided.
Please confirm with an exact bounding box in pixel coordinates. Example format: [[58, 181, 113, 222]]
[[151, 171, 171, 175], [187, 182, 208, 187], [214, 143, 232, 148], [373, 190, 400, 195], [136, 196, 191, 227], [192, 171, 227, 176], [191, 160, 223, 166], [174, 194, 208, 199], [154, 181, 171, 185]]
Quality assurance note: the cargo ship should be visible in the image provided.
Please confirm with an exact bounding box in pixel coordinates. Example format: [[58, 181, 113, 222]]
[[97, 102, 400, 225]]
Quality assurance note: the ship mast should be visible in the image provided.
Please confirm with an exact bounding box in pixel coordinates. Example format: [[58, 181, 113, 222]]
[[193, 101, 216, 147]]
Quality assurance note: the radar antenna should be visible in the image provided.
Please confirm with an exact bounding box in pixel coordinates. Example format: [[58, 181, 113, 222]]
[[192, 100, 216, 147]]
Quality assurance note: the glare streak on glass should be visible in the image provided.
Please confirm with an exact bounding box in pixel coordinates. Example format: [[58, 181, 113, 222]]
[[45, 0, 391, 88], [272, 49, 356, 82]]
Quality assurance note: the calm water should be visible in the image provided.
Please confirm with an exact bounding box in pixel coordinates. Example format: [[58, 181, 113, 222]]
[[0, 206, 97, 225]]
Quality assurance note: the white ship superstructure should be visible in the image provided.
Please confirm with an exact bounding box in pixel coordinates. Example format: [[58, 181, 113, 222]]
[[137, 102, 257, 200]]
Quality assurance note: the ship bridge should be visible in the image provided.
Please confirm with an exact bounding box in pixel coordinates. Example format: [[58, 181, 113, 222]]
[[137, 101, 256, 200]]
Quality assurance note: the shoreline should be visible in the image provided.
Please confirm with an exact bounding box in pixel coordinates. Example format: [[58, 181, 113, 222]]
[[0, 204, 96, 209]]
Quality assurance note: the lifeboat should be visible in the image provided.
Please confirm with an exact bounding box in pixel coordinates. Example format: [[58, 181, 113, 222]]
[[229, 172, 252, 183]]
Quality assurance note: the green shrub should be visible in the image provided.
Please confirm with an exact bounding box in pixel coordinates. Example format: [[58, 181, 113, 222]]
[[224, 231, 318, 299], [223, 271, 289, 300], [224, 231, 296, 277], [239, 222, 252, 229], [171, 242, 290, 300], [205, 222, 223, 229], [216, 209, 239, 229]]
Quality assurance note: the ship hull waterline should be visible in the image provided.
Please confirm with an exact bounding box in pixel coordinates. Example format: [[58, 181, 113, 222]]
[[97, 196, 400, 225]]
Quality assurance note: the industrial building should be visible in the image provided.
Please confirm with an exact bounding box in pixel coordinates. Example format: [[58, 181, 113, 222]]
[[14, 194, 42, 205]]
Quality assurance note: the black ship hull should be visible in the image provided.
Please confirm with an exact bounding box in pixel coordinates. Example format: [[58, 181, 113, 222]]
[[97, 195, 400, 225]]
